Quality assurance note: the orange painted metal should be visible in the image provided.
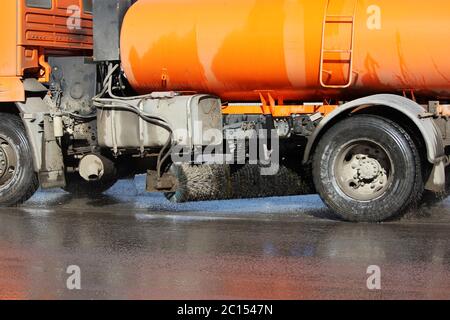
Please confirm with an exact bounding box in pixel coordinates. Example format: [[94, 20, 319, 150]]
[[121, 0, 450, 104], [16, 0, 93, 80], [17, 0, 93, 53], [221, 104, 337, 117], [0, 0, 93, 102], [0, 1, 20, 79], [222, 91, 337, 116], [0, 78, 26, 103]]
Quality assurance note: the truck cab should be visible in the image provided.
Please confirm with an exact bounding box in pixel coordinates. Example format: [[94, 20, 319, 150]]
[[0, 0, 93, 102], [0, 0, 95, 204]]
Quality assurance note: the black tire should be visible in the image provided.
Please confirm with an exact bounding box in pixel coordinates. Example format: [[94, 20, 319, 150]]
[[313, 115, 424, 222], [0, 114, 39, 206], [63, 173, 117, 197]]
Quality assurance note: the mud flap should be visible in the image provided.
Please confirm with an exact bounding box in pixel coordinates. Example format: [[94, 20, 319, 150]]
[[425, 159, 447, 193], [39, 115, 66, 188]]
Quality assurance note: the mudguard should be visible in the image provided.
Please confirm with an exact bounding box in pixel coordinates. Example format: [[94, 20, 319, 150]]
[[15, 79, 49, 172]]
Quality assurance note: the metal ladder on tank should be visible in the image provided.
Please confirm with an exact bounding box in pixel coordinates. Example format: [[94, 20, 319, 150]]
[[319, 0, 358, 88]]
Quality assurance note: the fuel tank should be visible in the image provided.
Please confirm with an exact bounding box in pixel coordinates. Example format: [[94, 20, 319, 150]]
[[120, 0, 450, 102]]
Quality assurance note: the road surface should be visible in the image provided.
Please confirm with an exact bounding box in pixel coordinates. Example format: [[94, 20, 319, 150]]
[[0, 176, 449, 300]]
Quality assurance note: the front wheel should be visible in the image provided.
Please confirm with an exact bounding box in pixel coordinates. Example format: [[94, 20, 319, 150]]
[[313, 115, 424, 222], [0, 114, 39, 206]]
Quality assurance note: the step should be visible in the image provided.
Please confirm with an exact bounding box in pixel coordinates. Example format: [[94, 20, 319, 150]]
[[325, 15, 354, 23]]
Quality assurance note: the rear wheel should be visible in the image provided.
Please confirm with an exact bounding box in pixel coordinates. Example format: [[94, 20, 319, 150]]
[[313, 115, 423, 222], [0, 114, 39, 206]]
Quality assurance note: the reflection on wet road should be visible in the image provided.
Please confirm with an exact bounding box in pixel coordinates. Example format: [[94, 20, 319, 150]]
[[0, 176, 449, 299]]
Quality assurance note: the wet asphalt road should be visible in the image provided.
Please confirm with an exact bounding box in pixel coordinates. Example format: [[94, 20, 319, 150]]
[[0, 176, 449, 300]]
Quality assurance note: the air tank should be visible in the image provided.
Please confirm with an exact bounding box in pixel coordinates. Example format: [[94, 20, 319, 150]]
[[120, 0, 450, 102]]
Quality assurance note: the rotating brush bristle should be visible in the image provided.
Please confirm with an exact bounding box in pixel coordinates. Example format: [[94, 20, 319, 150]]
[[230, 165, 313, 199], [166, 164, 314, 203], [165, 164, 232, 202]]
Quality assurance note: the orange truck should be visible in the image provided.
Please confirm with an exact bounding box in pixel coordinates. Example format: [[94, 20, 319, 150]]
[[0, 0, 449, 222]]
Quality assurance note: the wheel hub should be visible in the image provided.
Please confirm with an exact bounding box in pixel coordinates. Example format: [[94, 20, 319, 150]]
[[356, 156, 382, 180], [335, 141, 393, 201]]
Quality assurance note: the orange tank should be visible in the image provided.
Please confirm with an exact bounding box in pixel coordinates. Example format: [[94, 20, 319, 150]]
[[120, 0, 450, 102]]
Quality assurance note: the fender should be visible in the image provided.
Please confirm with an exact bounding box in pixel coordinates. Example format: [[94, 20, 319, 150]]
[[303, 94, 447, 192], [14, 79, 49, 173]]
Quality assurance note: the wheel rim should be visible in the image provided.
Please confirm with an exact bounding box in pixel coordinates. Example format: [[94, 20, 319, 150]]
[[333, 139, 394, 202], [0, 137, 18, 189]]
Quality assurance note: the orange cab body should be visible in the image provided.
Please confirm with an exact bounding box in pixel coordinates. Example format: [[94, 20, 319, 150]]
[[0, 0, 92, 102]]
